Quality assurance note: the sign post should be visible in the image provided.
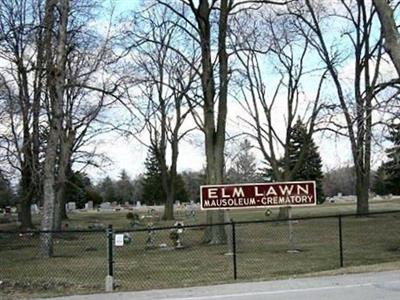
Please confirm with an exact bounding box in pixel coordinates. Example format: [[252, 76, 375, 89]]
[[287, 206, 298, 253]]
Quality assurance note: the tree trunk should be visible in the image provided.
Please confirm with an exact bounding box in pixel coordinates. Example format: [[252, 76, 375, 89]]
[[163, 192, 174, 220], [356, 168, 369, 215], [373, 0, 400, 77], [54, 132, 74, 230], [18, 197, 34, 229], [54, 184, 67, 230], [202, 149, 227, 244], [40, 0, 69, 257], [18, 163, 34, 229]]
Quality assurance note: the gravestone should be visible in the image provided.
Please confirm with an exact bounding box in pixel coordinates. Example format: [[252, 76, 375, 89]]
[[113, 205, 122, 212], [136, 201, 141, 208], [30, 204, 39, 214], [85, 201, 93, 210], [100, 202, 111, 209], [66, 202, 76, 211]]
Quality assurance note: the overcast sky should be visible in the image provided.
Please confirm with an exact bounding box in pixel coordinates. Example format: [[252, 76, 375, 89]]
[[84, 0, 396, 182]]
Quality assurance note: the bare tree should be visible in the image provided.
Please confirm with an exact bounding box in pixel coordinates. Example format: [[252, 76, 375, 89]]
[[0, 0, 45, 229], [288, 0, 399, 214], [124, 5, 198, 220], [232, 8, 327, 217], [157, 0, 289, 243], [225, 139, 261, 184], [373, 0, 400, 76], [52, 1, 122, 230], [40, 0, 70, 256]]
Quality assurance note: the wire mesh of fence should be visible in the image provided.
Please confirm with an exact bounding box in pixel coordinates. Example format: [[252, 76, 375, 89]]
[[113, 224, 233, 290], [234, 217, 341, 280], [0, 210, 400, 295], [0, 230, 106, 294], [341, 211, 400, 267]]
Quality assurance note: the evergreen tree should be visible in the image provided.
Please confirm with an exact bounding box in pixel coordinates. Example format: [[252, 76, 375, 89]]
[[262, 120, 325, 203], [175, 174, 189, 203], [99, 176, 118, 203], [0, 174, 15, 207], [377, 123, 400, 195], [64, 172, 93, 209], [142, 147, 165, 205], [115, 169, 135, 204], [288, 120, 325, 203], [141, 148, 189, 205], [372, 164, 389, 196]]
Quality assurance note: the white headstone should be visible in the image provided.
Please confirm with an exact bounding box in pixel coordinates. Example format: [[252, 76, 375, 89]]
[[67, 202, 76, 211], [30, 204, 39, 214], [136, 201, 141, 208], [85, 201, 93, 210], [100, 202, 111, 209]]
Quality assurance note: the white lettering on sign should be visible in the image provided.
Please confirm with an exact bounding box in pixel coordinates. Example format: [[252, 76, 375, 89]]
[[200, 181, 317, 210], [255, 186, 263, 197], [232, 187, 245, 197], [208, 188, 218, 199], [266, 186, 278, 196]]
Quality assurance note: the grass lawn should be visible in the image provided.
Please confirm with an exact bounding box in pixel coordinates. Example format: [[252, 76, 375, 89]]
[[1, 199, 400, 299]]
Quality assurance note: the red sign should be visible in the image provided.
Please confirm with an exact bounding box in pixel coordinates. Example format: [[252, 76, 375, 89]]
[[200, 181, 316, 210]]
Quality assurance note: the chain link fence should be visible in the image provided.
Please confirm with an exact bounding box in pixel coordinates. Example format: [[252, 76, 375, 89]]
[[0, 230, 106, 295], [1, 210, 400, 296]]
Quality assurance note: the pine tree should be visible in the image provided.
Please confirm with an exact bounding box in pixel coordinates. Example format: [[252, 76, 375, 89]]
[[372, 164, 389, 196], [261, 120, 325, 203], [288, 120, 325, 204], [65, 171, 93, 208], [0, 174, 15, 207], [142, 147, 165, 205], [116, 170, 135, 204], [99, 176, 118, 204], [175, 174, 189, 203], [379, 123, 400, 195]]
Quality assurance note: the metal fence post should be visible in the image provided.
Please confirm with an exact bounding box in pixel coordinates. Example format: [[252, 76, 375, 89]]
[[106, 224, 114, 292], [338, 216, 344, 268], [231, 220, 237, 280]]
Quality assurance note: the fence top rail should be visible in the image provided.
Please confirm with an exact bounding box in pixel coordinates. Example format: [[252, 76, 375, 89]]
[[1, 209, 400, 234]]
